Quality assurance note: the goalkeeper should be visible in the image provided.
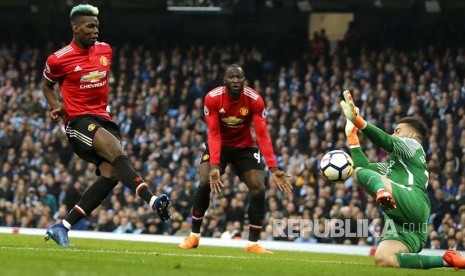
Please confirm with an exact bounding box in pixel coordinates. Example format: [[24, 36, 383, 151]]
[[340, 90, 465, 269]]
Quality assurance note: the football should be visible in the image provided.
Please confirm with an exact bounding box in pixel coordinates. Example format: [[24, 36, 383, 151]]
[[320, 150, 354, 182]]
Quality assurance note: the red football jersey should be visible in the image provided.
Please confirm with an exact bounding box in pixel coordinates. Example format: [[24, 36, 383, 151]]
[[203, 85, 277, 168], [43, 41, 112, 124]]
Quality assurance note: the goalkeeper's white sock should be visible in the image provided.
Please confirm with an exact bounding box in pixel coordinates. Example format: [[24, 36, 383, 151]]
[[190, 232, 200, 237], [247, 241, 258, 246]]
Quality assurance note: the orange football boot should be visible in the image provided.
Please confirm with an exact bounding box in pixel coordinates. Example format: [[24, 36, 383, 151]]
[[179, 234, 200, 249], [245, 244, 273, 254], [443, 249, 465, 270], [375, 189, 397, 210]]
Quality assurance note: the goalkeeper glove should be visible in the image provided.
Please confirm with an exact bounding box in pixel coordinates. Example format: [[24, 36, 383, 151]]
[[345, 118, 360, 147], [340, 90, 367, 129]]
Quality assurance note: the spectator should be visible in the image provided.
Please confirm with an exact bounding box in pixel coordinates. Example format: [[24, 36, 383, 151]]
[[38, 185, 58, 217], [0, 15, 465, 256]]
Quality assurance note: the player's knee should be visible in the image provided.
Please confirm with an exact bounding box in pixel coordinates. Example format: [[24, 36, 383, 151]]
[[109, 153, 128, 166], [100, 171, 117, 180], [353, 167, 362, 181], [98, 162, 117, 179], [249, 184, 265, 197], [374, 252, 398, 267], [373, 253, 385, 267], [109, 148, 127, 162], [199, 175, 210, 188]]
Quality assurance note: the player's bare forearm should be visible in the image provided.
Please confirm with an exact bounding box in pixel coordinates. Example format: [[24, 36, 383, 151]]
[[41, 77, 64, 123], [210, 163, 222, 171], [41, 79, 60, 109], [43, 88, 60, 109]]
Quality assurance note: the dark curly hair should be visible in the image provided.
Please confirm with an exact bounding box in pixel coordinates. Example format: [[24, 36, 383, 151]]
[[397, 117, 429, 142]]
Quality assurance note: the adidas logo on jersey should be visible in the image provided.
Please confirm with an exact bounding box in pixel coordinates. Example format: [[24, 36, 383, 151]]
[[74, 65, 82, 72]]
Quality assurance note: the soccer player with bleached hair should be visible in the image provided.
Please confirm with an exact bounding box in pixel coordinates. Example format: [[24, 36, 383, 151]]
[[340, 89, 465, 269], [42, 4, 171, 246]]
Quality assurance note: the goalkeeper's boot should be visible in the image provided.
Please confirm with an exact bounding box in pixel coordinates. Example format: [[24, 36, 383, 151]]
[[152, 194, 172, 222], [245, 243, 273, 254], [375, 189, 396, 210], [45, 223, 71, 246], [443, 249, 465, 270], [179, 234, 200, 249]]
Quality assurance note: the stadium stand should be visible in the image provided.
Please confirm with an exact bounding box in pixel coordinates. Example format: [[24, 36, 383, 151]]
[[0, 1, 465, 251]]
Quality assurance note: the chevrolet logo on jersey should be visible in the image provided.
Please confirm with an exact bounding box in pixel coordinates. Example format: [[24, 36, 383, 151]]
[[80, 70, 107, 83], [221, 116, 244, 127]]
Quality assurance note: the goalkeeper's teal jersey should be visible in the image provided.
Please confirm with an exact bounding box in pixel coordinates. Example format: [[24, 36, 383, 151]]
[[351, 124, 430, 253], [360, 124, 429, 191], [382, 137, 428, 191]]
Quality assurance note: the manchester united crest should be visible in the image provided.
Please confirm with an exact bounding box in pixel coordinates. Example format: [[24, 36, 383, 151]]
[[240, 107, 248, 116], [203, 154, 210, 161], [88, 124, 96, 131], [100, 56, 108, 66]]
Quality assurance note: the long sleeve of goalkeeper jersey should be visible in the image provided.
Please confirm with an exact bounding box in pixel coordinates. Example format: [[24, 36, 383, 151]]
[[363, 123, 424, 162], [349, 146, 385, 173], [349, 146, 369, 168], [362, 124, 395, 153]]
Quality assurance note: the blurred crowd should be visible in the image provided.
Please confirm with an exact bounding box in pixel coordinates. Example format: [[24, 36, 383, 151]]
[[0, 27, 465, 250], [166, 0, 228, 8]]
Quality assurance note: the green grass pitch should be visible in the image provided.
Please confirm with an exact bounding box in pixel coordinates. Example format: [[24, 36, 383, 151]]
[[0, 234, 455, 275]]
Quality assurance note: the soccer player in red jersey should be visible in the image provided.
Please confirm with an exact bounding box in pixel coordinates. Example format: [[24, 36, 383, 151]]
[[41, 4, 171, 246], [179, 64, 293, 254]]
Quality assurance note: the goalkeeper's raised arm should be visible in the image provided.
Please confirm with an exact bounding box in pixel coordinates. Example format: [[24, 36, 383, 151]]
[[340, 96, 386, 172], [340, 90, 428, 156]]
